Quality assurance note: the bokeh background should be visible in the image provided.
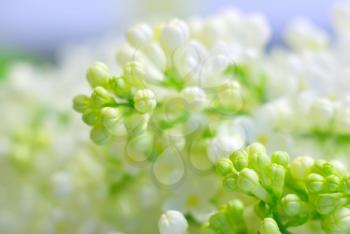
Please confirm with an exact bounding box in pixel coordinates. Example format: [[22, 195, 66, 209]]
[[0, 0, 343, 58]]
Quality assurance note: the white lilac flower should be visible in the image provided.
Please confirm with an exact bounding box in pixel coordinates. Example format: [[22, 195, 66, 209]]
[[284, 18, 330, 50], [160, 19, 190, 52], [181, 86, 208, 111], [158, 210, 188, 234]]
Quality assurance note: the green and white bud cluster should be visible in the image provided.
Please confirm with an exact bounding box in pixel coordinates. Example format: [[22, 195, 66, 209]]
[[215, 143, 350, 233], [73, 61, 157, 144], [255, 95, 350, 140], [73, 10, 273, 169], [200, 199, 247, 234]]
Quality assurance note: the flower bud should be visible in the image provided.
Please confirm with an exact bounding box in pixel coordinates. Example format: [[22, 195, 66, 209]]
[[223, 175, 236, 192], [245, 14, 271, 48], [259, 218, 281, 234], [216, 80, 242, 110], [307, 173, 325, 193], [281, 194, 304, 217], [86, 62, 110, 88], [90, 125, 110, 145], [325, 175, 340, 192], [216, 158, 234, 176], [289, 156, 314, 180], [123, 61, 147, 88], [116, 44, 144, 66], [313, 160, 338, 177], [237, 168, 269, 202], [182, 87, 208, 111], [101, 107, 122, 129], [124, 114, 149, 136], [133, 89, 157, 113], [284, 18, 329, 51], [91, 87, 115, 106], [247, 143, 270, 184], [268, 163, 285, 196], [315, 193, 347, 215], [230, 149, 248, 171], [322, 207, 350, 234], [208, 212, 231, 233], [341, 175, 350, 194], [160, 19, 189, 51], [72, 94, 90, 113], [159, 210, 188, 234], [82, 109, 100, 126], [141, 43, 167, 70], [237, 168, 259, 192], [226, 199, 244, 219], [109, 76, 129, 97], [127, 23, 153, 48], [271, 151, 289, 168], [247, 142, 267, 158]]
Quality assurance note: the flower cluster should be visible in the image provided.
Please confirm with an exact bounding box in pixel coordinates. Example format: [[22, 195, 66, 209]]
[[215, 143, 350, 233], [72, 10, 272, 175], [2, 3, 350, 234]]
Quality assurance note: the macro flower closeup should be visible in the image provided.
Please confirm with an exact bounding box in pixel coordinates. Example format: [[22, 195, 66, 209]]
[[1, 1, 350, 234]]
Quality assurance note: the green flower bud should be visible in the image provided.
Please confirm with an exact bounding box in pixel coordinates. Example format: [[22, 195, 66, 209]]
[[127, 23, 153, 47], [237, 168, 260, 193], [133, 89, 156, 113], [109, 76, 130, 97], [101, 107, 122, 129], [226, 199, 245, 219], [82, 109, 100, 126], [216, 158, 234, 176], [237, 168, 269, 202], [271, 151, 289, 168], [307, 173, 325, 193], [268, 163, 285, 196], [226, 199, 247, 233], [247, 142, 267, 157], [90, 125, 111, 145], [123, 61, 146, 88], [124, 113, 150, 135], [289, 156, 314, 180], [223, 175, 236, 192], [314, 160, 338, 177], [247, 143, 270, 185], [91, 86, 115, 106], [281, 194, 304, 217], [86, 62, 110, 88], [341, 175, 350, 194], [315, 193, 347, 215], [322, 207, 350, 234], [325, 175, 340, 192], [209, 212, 231, 233], [230, 149, 248, 171], [216, 80, 243, 110], [259, 218, 281, 234], [72, 94, 90, 113]]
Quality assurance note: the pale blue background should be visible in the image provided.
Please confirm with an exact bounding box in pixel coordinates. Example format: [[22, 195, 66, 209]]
[[0, 0, 345, 56]]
